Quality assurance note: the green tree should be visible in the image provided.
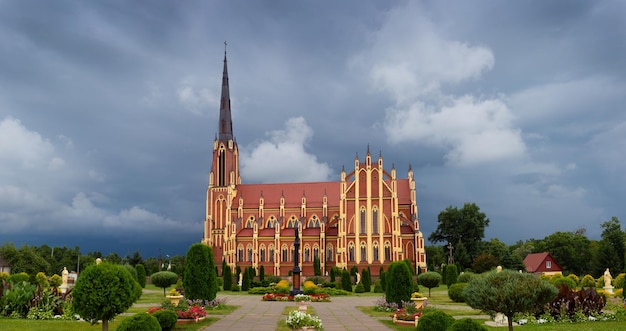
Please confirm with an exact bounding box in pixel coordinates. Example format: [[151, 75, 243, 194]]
[[221, 258, 228, 277], [472, 254, 500, 273], [341, 269, 352, 291], [379, 267, 386, 290], [362, 266, 371, 292], [385, 261, 413, 307], [536, 231, 593, 276], [150, 271, 178, 296], [463, 270, 558, 331], [259, 265, 265, 282], [126, 250, 143, 267], [444, 264, 458, 287], [418, 271, 441, 296], [183, 243, 218, 301], [0, 242, 51, 275], [223, 265, 233, 291], [136, 264, 147, 288], [72, 262, 141, 331], [428, 203, 490, 268], [595, 217, 625, 276], [313, 256, 321, 276]]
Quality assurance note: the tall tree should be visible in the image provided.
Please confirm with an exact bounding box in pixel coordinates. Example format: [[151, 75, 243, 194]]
[[183, 243, 217, 301], [596, 217, 625, 275], [429, 203, 490, 264]]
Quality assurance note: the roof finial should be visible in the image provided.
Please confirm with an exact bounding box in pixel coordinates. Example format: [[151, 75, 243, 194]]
[[224, 40, 227, 55]]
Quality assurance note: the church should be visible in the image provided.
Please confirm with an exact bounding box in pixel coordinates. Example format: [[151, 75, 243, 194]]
[[202, 51, 426, 276]]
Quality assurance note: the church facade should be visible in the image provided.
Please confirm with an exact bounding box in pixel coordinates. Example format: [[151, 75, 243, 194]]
[[202, 52, 426, 276]]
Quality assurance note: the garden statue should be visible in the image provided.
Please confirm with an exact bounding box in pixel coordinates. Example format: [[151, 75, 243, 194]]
[[356, 272, 361, 284], [62, 267, 69, 287], [604, 268, 613, 287], [238, 273, 243, 287]]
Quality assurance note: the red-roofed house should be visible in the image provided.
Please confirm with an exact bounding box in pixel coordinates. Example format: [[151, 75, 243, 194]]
[[523, 252, 563, 275], [202, 51, 426, 277]]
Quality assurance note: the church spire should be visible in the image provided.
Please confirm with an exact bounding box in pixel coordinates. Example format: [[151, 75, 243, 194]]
[[218, 41, 233, 142]]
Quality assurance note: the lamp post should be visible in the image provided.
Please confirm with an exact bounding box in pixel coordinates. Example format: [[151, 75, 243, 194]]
[[290, 222, 303, 296]]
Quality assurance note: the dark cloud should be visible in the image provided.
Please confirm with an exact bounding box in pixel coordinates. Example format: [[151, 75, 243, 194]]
[[1, 1, 624, 256]]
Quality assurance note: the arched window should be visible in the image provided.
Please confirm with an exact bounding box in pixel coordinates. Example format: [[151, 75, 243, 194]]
[[348, 242, 355, 262], [360, 206, 366, 234], [246, 216, 255, 228], [266, 216, 277, 229], [259, 245, 266, 262], [281, 244, 289, 262], [384, 241, 391, 261], [308, 215, 320, 228], [304, 245, 311, 262], [237, 244, 244, 262], [247, 244, 253, 262], [360, 241, 367, 262], [372, 207, 378, 234], [327, 244, 333, 262], [269, 244, 275, 262], [287, 216, 297, 228], [313, 245, 319, 259], [373, 241, 379, 262]]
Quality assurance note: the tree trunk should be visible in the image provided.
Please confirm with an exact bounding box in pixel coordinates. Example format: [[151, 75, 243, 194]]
[[507, 314, 513, 331], [102, 319, 108, 331]]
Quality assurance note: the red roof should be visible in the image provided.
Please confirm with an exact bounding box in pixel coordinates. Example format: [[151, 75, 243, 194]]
[[523, 252, 563, 273], [233, 181, 340, 208]]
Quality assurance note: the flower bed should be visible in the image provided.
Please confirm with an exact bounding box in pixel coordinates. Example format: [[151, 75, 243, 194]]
[[262, 293, 331, 302], [147, 297, 227, 323], [285, 310, 323, 330]]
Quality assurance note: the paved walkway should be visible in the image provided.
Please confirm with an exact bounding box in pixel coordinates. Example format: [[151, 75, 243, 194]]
[[200, 294, 393, 331]]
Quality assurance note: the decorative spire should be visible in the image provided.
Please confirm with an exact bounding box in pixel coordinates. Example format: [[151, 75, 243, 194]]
[[218, 41, 233, 142]]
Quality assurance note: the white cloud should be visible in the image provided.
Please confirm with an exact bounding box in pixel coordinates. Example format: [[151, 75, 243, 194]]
[[176, 76, 219, 115], [0, 117, 56, 169], [240, 117, 333, 183], [384, 96, 526, 166]]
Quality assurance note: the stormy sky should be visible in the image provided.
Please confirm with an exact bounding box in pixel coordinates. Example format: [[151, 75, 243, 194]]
[[1, 1, 625, 257]]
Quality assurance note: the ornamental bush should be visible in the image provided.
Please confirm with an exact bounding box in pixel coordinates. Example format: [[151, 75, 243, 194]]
[[362, 267, 371, 292], [10, 272, 30, 284], [418, 271, 442, 296], [416, 310, 454, 331], [552, 276, 577, 289], [136, 264, 147, 288], [152, 309, 178, 331], [35, 272, 49, 288], [448, 282, 467, 302], [457, 271, 476, 283], [354, 283, 365, 293], [373, 279, 383, 293], [614, 273, 625, 289], [385, 261, 412, 307], [116, 312, 160, 331], [183, 243, 218, 301], [151, 271, 179, 296], [73, 263, 141, 331], [444, 264, 458, 287], [580, 274, 595, 288], [49, 274, 62, 288], [223, 265, 233, 291], [447, 317, 487, 331], [341, 269, 352, 292], [567, 273, 580, 286]]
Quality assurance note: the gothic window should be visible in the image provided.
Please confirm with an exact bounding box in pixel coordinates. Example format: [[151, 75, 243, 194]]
[[237, 244, 244, 262], [308, 215, 320, 228], [373, 241, 379, 261], [281, 244, 288, 262], [327, 244, 333, 262], [247, 244, 253, 262], [360, 207, 366, 234], [372, 207, 379, 234], [266, 216, 277, 229], [313, 245, 319, 259], [348, 242, 355, 262], [269, 244, 275, 262], [384, 241, 391, 261], [260, 245, 266, 262], [287, 216, 297, 228], [246, 216, 255, 228], [218, 149, 225, 186], [360, 241, 367, 262], [304, 245, 311, 262]]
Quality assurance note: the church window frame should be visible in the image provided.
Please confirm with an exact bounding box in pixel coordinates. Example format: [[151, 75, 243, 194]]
[[259, 244, 266, 262], [327, 244, 333, 262], [348, 242, 355, 262], [246, 244, 253, 262], [384, 241, 391, 261], [373, 241, 379, 262], [266, 216, 277, 229], [304, 244, 311, 262], [269, 244, 275, 262], [281, 244, 289, 262], [313, 245, 319, 259], [237, 244, 244, 262], [360, 241, 367, 262], [360, 206, 366, 234], [286, 216, 297, 229], [245, 216, 255, 229], [372, 206, 379, 234], [308, 215, 320, 228]]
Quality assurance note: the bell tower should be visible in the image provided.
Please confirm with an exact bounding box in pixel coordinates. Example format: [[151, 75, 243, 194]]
[[204, 44, 240, 269]]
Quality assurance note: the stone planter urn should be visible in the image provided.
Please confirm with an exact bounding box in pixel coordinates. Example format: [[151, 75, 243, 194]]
[[410, 297, 427, 309], [297, 301, 309, 312], [166, 295, 184, 306]]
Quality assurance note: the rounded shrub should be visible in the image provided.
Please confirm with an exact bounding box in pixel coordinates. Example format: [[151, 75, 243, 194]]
[[447, 318, 487, 331], [444, 264, 458, 287], [151, 271, 179, 296], [416, 310, 455, 331], [49, 274, 62, 287], [116, 312, 160, 331], [457, 272, 476, 283], [373, 279, 383, 293], [354, 283, 365, 293], [613, 273, 625, 289], [448, 283, 467, 302], [152, 309, 178, 331], [580, 274, 595, 288], [552, 276, 577, 289], [566, 273, 580, 286], [418, 271, 442, 296], [10, 272, 30, 284], [136, 264, 147, 288], [341, 269, 352, 292], [35, 272, 49, 288]]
